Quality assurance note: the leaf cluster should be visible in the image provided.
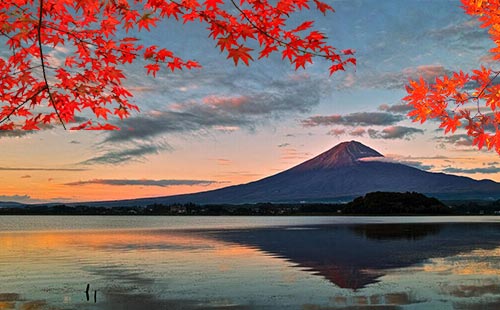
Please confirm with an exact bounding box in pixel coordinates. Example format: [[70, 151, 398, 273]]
[[404, 0, 500, 154], [0, 0, 354, 130]]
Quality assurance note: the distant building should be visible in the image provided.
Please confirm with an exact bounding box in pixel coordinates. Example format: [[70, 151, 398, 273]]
[[170, 205, 187, 214]]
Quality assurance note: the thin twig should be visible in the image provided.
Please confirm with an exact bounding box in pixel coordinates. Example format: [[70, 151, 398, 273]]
[[1, 65, 43, 78], [38, 0, 66, 129], [229, 0, 328, 58], [477, 70, 500, 99], [0, 86, 48, 125], [470, 70, 500, 118]]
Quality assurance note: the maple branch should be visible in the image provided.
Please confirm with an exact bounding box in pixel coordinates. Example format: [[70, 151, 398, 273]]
[[476, 70, 500, 99], [42, 23, 98, 48], [1, 0, 348, 130], [471, 70, 500, 118], [0, 29, 31, 59], [10, 65, 43, 76], [0, 86, 48, 125], [0, 29, 16, 42], [229, 0, 328, 59], [37, 0, 66, 129], [42, 22, 173, 68], [0, 65, 43, 81]]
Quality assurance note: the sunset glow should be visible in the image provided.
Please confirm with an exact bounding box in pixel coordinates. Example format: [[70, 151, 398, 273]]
[[1, 0, 500, 203]]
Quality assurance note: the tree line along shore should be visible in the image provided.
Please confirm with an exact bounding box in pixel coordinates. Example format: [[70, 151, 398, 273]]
[[1, 192, 500, 216]]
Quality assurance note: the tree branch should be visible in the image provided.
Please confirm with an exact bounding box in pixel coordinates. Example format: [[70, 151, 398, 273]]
[[476, 70, 500, 99], [38, 0, 66, 129], [471, 70, 500, 118], [229, 0, 328, 59], [0, 86, 48, 125], [1, 65, 43, 78]]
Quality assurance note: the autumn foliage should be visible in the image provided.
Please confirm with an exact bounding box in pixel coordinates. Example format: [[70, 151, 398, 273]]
[[404, 0, 500, 154], [0, 0, 355, 130]]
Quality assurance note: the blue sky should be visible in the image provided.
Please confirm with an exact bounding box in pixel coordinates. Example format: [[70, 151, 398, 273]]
[[1, 0, 499, 203]]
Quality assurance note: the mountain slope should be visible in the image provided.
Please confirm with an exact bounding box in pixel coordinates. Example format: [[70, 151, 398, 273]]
[[0, 201, 27, 208], [84, 141, 500, 206]]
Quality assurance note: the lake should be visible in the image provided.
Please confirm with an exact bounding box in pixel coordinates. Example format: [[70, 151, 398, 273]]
[[1, 216, 499, 310]]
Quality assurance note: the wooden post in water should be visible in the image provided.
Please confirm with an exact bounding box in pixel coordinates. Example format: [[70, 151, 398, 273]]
[[94, 290, 97, 303], [85, 284, 90, 301]]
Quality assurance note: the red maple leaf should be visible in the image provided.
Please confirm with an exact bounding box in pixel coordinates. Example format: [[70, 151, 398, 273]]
[[227, 46, 254, 66]]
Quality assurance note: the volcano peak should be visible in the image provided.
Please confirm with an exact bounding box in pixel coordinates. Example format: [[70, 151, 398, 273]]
[[292, 140, 384, 171]]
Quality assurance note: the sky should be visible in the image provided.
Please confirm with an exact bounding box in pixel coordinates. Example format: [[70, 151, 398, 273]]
[[2, 0, 500, 204]]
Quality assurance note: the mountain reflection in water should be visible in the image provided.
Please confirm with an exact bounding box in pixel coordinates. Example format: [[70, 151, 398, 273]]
[[2, 218, 500, 310], [209, 223, 500, 289]]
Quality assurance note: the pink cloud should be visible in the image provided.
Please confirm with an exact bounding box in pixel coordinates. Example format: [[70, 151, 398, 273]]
[[350, 127, 366, 137], [327, 128, 346, 136], [213, 126, 240, 132], [402, 65, 447, 81], [202, 95, 250, 108]]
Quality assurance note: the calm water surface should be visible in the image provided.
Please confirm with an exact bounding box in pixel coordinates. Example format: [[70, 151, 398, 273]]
[[0, 216, 499, 310]]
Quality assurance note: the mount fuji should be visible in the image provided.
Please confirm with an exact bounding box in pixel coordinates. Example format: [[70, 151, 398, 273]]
[[90, 140, 500, 206]]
